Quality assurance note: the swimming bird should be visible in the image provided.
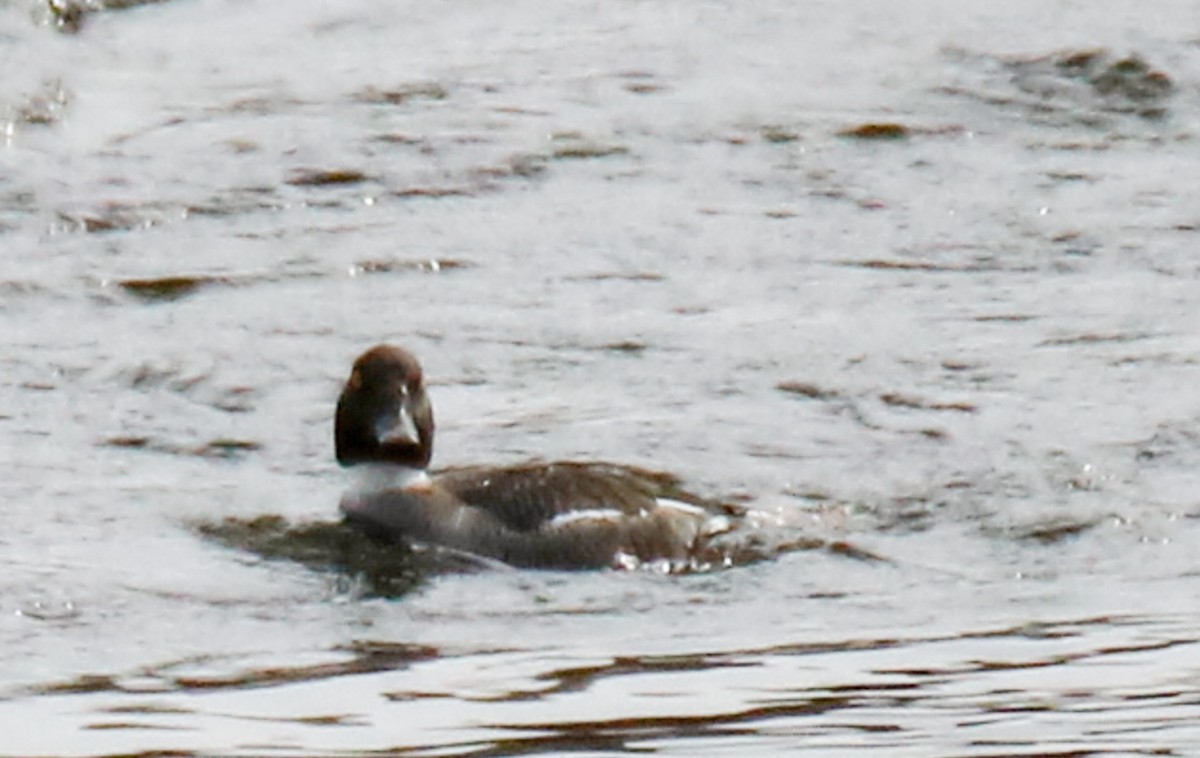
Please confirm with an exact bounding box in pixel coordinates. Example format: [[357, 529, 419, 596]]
[[335, 344, 743, 570]]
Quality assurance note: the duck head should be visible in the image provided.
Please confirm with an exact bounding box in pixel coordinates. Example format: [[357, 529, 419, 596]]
[[335, 345, 434, 468]]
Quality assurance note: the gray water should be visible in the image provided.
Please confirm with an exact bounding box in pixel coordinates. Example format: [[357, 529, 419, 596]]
[[4, 0, 1200, 755]]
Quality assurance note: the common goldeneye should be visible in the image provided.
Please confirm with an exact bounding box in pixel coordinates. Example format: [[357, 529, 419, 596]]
[[335, 344, 741, 570]]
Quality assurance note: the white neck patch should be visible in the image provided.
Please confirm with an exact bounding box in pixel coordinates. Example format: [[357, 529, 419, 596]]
[[355, 463, 431, 494]]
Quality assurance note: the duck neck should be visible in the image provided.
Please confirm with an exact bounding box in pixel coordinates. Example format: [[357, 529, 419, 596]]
[[355, 463, 431, 494]]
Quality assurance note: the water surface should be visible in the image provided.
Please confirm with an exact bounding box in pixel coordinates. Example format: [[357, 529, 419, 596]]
[[3, 0, 1200, 755]]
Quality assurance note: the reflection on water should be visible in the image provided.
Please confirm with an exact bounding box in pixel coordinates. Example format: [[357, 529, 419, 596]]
[[194, 504, 873, 598], [197, 516, 427, 599], [11, 609, 1199, 757]]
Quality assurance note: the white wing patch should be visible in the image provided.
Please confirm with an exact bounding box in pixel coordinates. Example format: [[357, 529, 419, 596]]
[[658, 498, 734, 537], [546, 508, 626, 528], [545, 499, 714, 531], [652, 498, 707, 517]]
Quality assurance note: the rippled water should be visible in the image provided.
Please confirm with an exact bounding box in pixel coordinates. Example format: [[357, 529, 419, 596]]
[[4, 0, 1200, 755]]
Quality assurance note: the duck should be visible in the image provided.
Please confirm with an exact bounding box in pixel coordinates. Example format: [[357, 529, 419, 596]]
[[335, 344, 744, 570]]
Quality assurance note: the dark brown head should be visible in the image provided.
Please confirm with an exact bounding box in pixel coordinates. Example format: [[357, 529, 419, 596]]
[[335, 345, 435, 468]]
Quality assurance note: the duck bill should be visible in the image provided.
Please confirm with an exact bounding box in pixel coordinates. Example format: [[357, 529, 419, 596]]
[[376, 392, 423, 447]]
